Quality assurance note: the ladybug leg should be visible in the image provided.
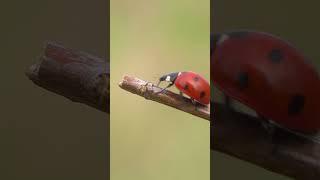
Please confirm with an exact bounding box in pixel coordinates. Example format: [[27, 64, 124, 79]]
[[191, 98, 198, 111], [258, 115, 280, 143], [259, 115, 276, 134], [156, 83, 174, 94], [156, 80, 161, 87], [179, 91, 183, 96]]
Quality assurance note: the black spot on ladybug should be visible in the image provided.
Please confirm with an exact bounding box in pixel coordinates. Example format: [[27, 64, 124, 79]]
[[268, 49, 283, 63], [288, 94, 305, 116], [236, 72, 249, 89], [184, 84, 189, 90], [228, 31, 250, 38], [193, 76, 200, 82], [200, 91, 206, 99]]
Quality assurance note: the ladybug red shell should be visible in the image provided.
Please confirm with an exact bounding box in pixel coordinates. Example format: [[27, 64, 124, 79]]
[[211, 31, 320, 132], [157, 71, 210, 105]]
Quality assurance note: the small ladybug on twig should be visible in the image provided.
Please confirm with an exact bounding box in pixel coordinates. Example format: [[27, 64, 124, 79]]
[[157, 71, 210, 106]]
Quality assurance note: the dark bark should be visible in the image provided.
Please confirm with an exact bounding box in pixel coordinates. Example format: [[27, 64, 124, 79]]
[[212, 102, 320, 179], [26, 42, 110, 113]]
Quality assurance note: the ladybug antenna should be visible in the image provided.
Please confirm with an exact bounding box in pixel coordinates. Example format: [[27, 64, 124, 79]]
[[157, 74, 168, 86]]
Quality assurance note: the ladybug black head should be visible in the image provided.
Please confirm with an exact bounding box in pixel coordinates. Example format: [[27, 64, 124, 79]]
[[157, 72, 181, 86]]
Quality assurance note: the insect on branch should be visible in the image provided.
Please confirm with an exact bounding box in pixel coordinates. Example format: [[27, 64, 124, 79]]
[[119, 75, 210, 121]]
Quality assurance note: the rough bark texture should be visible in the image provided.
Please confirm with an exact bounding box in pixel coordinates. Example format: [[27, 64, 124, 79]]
[[26, 42, 110, 113], [119, 75, 210, 120], [212, 102, 320, 180]]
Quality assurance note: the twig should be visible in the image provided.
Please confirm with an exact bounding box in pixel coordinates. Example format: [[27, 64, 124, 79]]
[[119, 75, 210, 120], [212, 102, 320, 180], [26, 42, 110, 113], [26, 42, 320, 179]]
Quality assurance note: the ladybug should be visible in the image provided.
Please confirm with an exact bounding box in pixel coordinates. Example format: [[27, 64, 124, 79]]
[[157, 71, 210, 105], [211, 30, 320, 133]]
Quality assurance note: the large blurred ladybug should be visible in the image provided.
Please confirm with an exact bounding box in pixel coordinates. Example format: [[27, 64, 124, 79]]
[[157, 71, 210, 105], [211, 30, 320, 133]]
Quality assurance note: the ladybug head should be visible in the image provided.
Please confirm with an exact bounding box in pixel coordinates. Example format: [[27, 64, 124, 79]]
[[157, 72, 181, 86]]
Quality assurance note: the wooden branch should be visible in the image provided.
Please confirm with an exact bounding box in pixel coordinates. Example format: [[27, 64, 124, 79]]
[[26, 42, 110, 113], [119, 75, 210, 120], [26, 41, 320, 179], [212, 102, 320, 180]]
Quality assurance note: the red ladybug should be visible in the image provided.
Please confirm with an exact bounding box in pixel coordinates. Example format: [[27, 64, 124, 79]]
[[157, 71, 210, 105], [211, 30, 320, 133]]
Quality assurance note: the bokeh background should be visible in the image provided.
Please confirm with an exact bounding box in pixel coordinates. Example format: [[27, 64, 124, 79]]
[[212, 0, 320, 179], [1, 1, 108, 179], [110, 0, 209, 179]]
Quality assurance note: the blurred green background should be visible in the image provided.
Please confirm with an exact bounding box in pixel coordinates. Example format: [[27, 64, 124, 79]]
[[212, 0, 320, 179], [1, 1, 108, 179], [110, 0, 209, 179]]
